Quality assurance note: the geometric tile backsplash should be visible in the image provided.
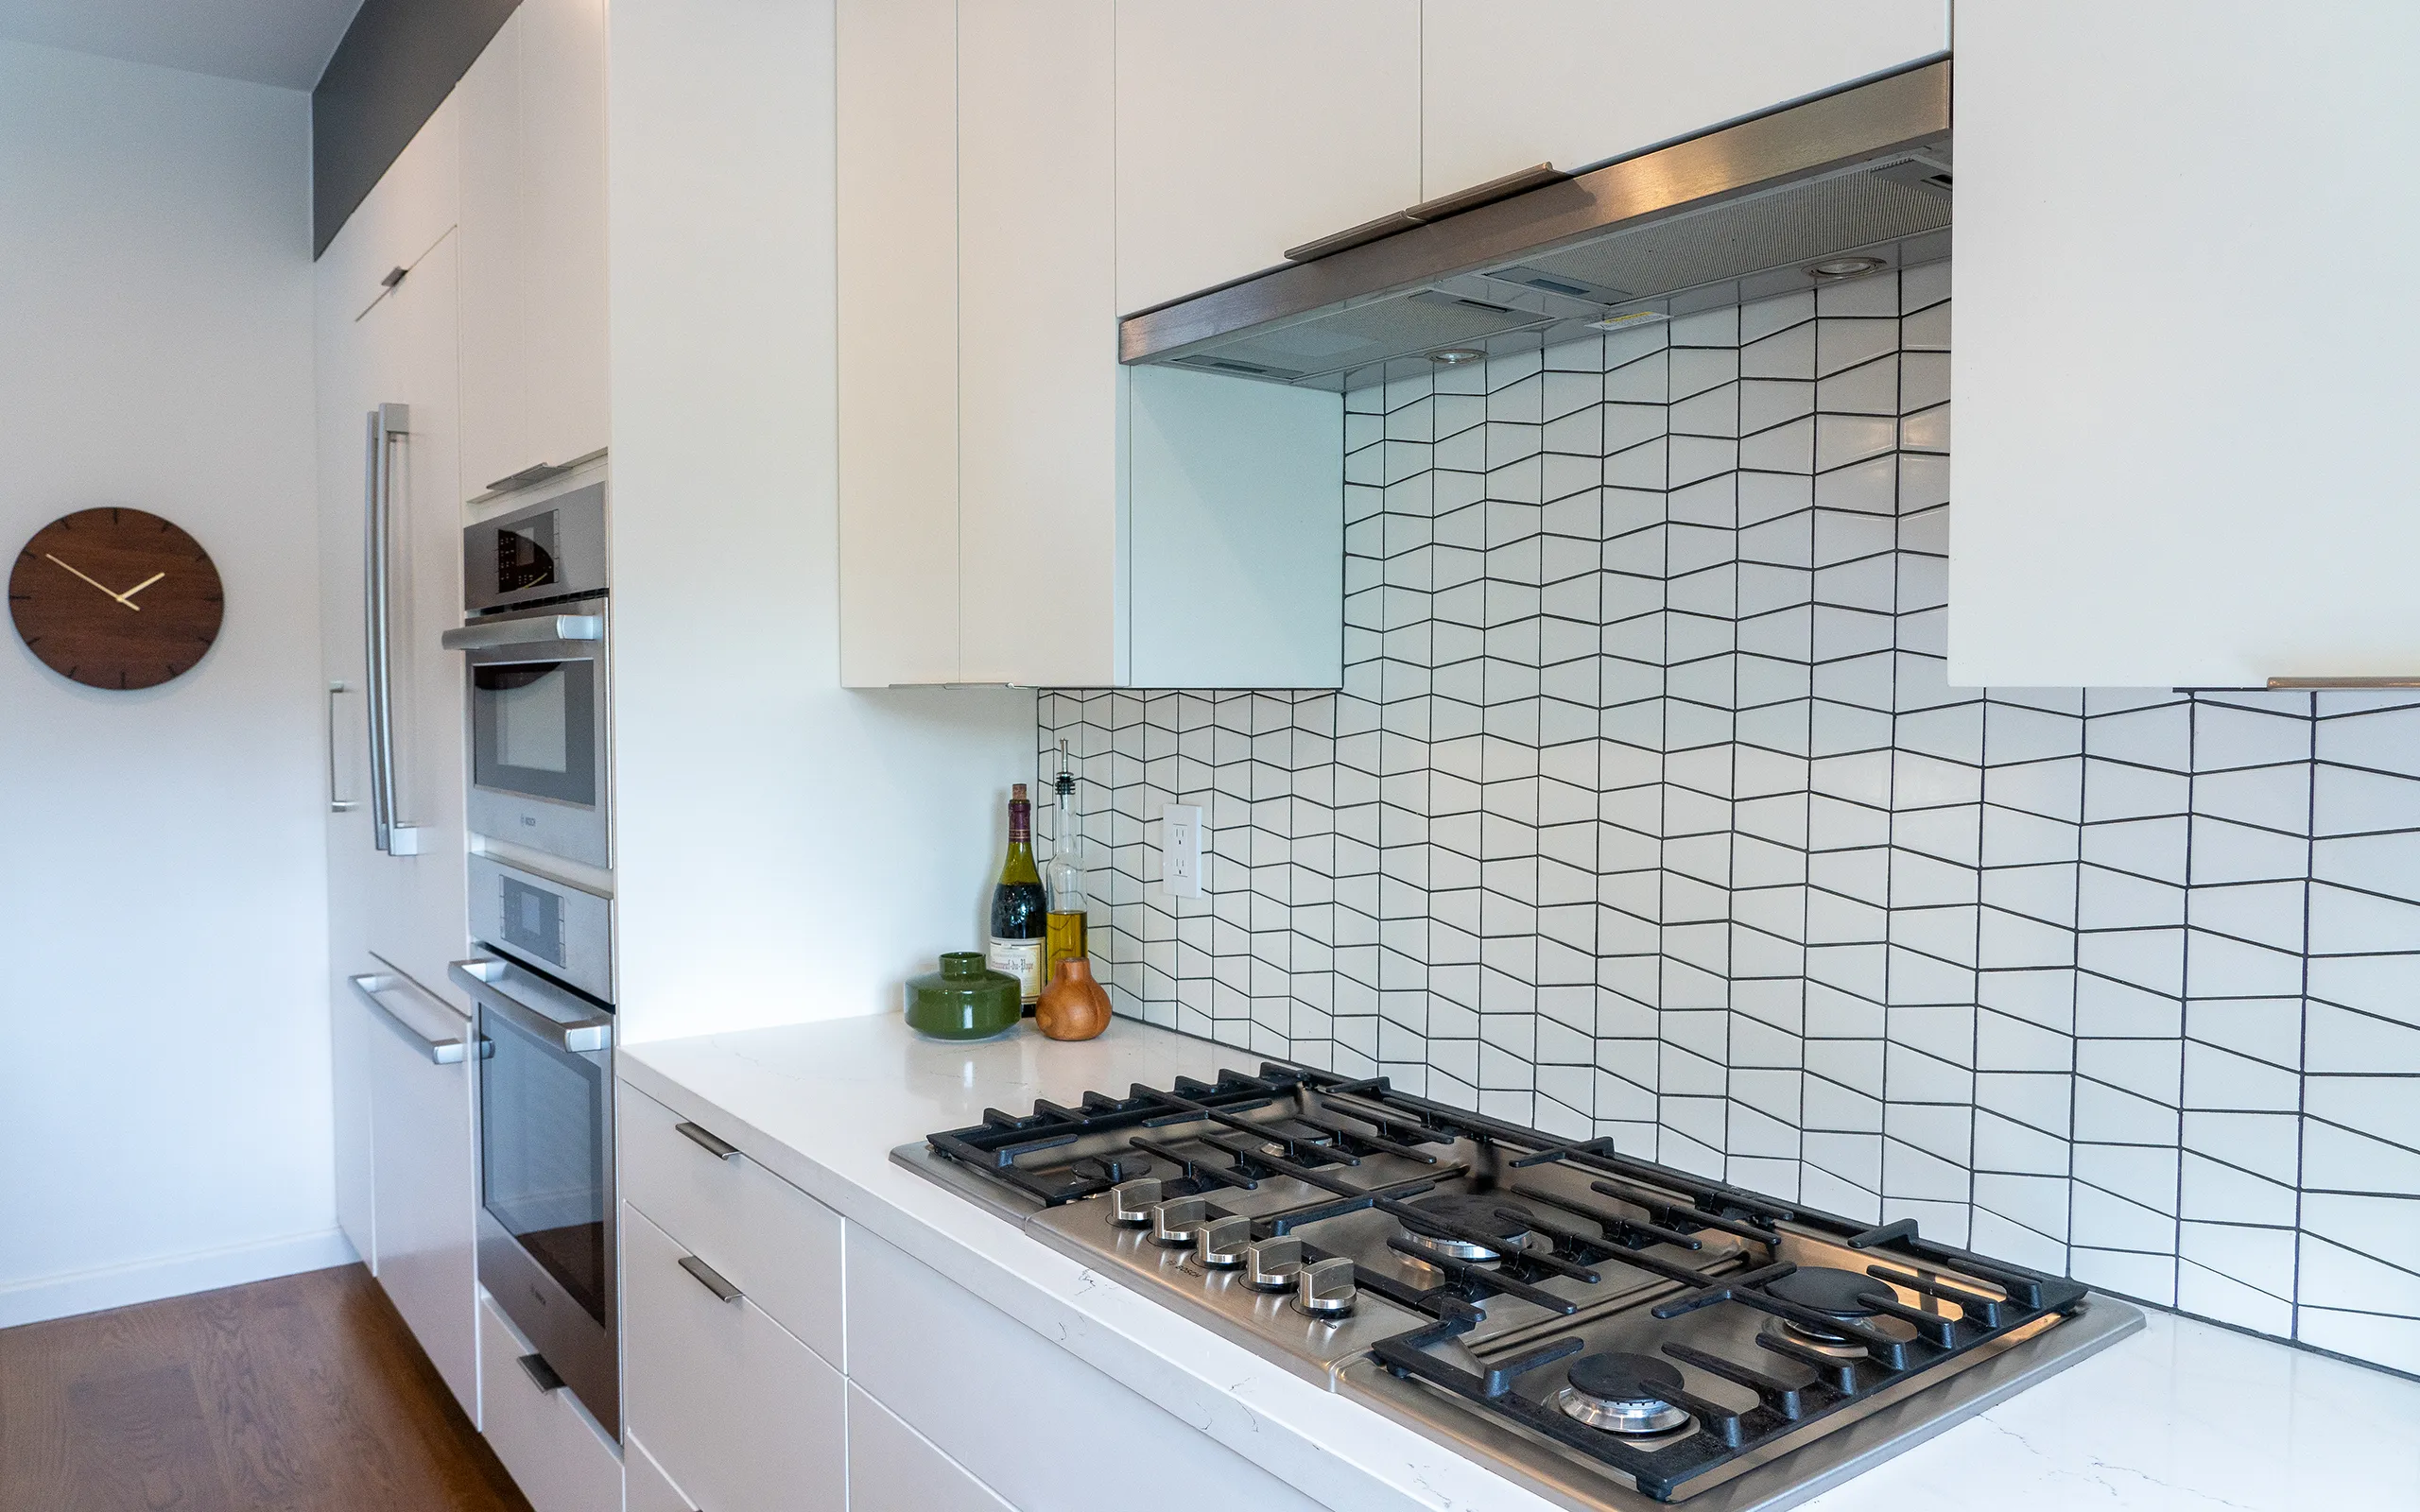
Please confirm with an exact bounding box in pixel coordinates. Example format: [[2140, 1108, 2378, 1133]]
[[1037, 260, 2420, 1379]]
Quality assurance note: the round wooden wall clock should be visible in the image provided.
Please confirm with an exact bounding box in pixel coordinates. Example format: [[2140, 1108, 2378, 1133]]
[[9, 507, 224, 690]]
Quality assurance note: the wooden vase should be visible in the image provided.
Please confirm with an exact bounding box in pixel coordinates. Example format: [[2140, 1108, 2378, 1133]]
[[1036, 957, 1112, 1041]]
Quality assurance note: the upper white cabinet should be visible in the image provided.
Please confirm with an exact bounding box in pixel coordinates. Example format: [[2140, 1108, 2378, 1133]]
[[1113, 0, 1422, 314], [1421, 0, 1947, 193], [953, 0, 1122, 687], [837, 0, 1343, 690], [1951, 4, 2420, 686], [458, 0, 611, 500]]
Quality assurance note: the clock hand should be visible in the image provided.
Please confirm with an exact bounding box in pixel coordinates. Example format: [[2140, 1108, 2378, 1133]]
[[116, 571, 166, 604], [43, 553, 143, 610]]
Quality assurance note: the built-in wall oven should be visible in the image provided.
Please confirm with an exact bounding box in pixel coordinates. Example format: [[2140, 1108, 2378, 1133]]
[[443, 481, 621, 1435], [451, 857, 619, 1435], [444, 484, 610, 869]]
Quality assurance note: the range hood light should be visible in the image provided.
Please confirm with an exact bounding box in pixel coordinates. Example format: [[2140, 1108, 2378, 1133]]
[[1587, 310, 1670, 332], [1806, 255, 1887, 279], [1427, 348, 1487, 366]]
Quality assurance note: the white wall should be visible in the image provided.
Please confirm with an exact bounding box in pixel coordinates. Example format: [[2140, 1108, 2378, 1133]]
[[607, 0, 1032, 1042], [0, 42, 338, 1324]]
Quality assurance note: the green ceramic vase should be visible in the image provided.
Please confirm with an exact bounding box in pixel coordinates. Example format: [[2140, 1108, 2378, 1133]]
[[905, 953, 1022, 1040]]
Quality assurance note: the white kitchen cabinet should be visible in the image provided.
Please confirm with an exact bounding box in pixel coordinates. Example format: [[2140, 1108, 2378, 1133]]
[[622, 1204, 848, 1512], [847, 1384, 1012, 1512], [458, 0, 611, 502], [623, 1434, 694, 1512], [1951, 3, 2420, 686], [1113, 0, 1422, 315], [1421, 0, 1946, 195], [843, 1227, 1324, 1509], [836, 0, 1344, 690], [478, 1290, 626, 1512], [619, 1085, 846, 1367], [360, 970, 479, 1418], [954, 0, 1120, 687], [835, 0, 959, 686], [319, 83, 480, 1427]]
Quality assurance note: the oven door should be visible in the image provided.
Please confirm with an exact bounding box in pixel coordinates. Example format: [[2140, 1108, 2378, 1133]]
[[450, 955, 618, 1435], [445, 607, 610, 868]]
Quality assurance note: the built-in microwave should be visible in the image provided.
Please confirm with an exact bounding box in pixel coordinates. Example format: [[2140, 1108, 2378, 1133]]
[[443, 487, 610, 868]]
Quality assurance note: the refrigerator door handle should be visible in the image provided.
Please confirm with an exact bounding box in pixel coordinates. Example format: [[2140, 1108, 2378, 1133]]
[[363, 403, 420, 856], [348, 971, 467, 1064]]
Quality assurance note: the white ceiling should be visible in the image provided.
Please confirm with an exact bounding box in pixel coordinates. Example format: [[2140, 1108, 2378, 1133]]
[[0, 0, 364, 90]]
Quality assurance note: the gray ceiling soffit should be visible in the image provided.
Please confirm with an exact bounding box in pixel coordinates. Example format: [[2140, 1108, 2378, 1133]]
[[313, 0, 516, 258]]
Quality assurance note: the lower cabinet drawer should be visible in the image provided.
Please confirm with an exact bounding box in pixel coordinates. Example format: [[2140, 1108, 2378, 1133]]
[[623, 1201, 847, 1511], [620, 1083, 846, 1367], [843, 1228, 1324, 1508], [848, 1383, 1011, 1512], [624, 1433, 695, 1512], [476, 1292, 623, 1512]]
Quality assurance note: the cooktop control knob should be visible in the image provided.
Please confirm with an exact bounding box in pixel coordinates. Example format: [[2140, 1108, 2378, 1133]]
[[1244, 1237, 1305, 1292], [1298, 1256, 1357, 1318], [1198, 1215, 1253, 1268], [1109, 1178, 1163, 1228], [1150, 1196, 1209, 1248]]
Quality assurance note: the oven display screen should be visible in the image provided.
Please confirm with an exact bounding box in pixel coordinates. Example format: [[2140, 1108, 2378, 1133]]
[[495, 512, 558, 593], [500, 877, 565, 966]]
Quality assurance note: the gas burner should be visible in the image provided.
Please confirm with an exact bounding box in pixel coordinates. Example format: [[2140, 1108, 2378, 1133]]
[[1766, 1265, 1886, 1349], [1554, 1353, 1692, 1435], [1398, 1194, 1533, 1263], [1070, 1153, 1152, 1185]]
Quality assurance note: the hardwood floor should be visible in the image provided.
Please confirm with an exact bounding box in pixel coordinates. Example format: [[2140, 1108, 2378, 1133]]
[[0, 1264, 532, 1512]]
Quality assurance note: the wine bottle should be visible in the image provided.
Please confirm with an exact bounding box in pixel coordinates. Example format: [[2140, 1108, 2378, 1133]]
[[989, 783, 1047, 1010], [1045, 745, 1088, 979]]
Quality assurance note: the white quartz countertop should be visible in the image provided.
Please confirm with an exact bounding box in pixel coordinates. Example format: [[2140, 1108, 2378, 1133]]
[[618, 1014, 2420, 1512]]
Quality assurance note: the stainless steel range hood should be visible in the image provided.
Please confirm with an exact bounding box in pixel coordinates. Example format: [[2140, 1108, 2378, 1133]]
[[1120, 60, 1951, 391]]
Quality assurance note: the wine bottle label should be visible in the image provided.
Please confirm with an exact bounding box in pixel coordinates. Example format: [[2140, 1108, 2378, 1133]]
[[989, 937, 1045, 1003]]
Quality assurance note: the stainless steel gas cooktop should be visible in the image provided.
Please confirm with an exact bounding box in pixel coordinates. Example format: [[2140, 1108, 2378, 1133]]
[[894, 1059, 2140, 1512]]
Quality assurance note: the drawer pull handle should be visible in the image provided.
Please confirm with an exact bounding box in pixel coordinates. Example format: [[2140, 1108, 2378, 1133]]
[[517, 1352, 565, 1393], [680, 1254, 744, 1304], [675, 1121, 740, 1160]]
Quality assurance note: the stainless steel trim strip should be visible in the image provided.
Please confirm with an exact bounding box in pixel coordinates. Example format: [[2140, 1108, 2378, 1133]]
[[326, 681, 357, 814], [450, 956, 613, 1053], [348, 971, 466, 1064], [676, 1122, 741, 1161], [1283, 163, 1566, 263], [1121, 59, 1950, 362], [441, 614, 604, 651], [678, 1254, 743, 1304], [2268, 677, 2420, 689]]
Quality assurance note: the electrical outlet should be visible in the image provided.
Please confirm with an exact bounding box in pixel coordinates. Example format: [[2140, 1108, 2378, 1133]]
[[1162, 803, 1203, 898]]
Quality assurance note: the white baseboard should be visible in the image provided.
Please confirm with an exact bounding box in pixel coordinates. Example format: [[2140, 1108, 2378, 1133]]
[[0, 1228, 362, 1330]]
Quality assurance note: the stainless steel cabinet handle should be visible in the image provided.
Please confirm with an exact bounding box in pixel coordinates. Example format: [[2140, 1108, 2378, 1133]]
[[516, 1352, 564, 1392], [348, 971, 466, 1064], [675, 1121, 740, 1161], [362, 402, 419, 856], [449, 957, 612, 1054], [439, 614, 603, 651], [326, 680, 358, 813], [679, 1254, 743, 1304]]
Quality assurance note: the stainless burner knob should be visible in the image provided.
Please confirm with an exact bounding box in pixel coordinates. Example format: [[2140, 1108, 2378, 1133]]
[[1109, 1178, 1163, 1228], [1244, 1237, 1305, 1293], [1150, 1197, 1209, 1248], [1198, 1216, 1253, 1268], [1299, 1257, 1356, 1318]]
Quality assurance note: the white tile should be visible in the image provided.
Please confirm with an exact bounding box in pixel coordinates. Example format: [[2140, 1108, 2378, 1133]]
[[2316, 704, 2420, 780], [2313, 762, 2420, 838]]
